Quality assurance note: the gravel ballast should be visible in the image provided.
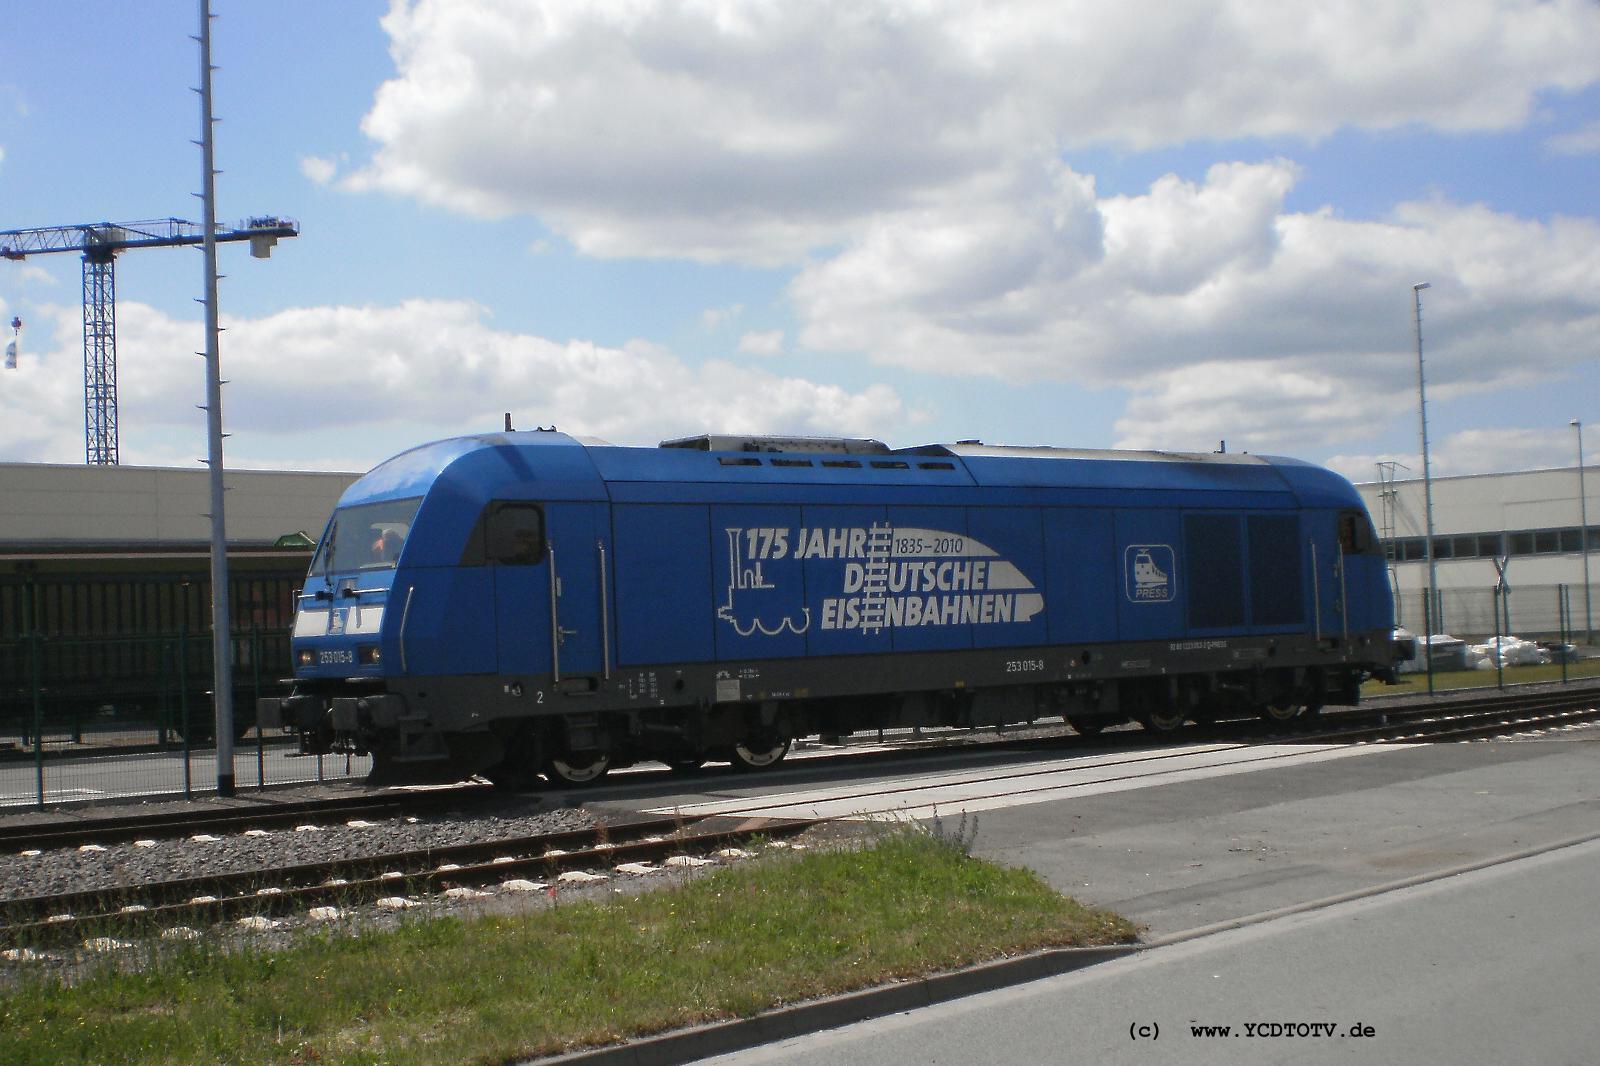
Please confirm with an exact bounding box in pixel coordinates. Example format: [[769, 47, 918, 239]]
[[0, 790, 597, 902]]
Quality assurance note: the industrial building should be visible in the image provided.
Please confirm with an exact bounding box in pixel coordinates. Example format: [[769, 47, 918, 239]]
[[1354, 466, 1596, 642], [0, 461, 355, 571]]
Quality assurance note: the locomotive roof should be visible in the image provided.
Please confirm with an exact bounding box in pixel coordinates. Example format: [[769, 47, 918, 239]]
[[336, 431, 1361, 512]]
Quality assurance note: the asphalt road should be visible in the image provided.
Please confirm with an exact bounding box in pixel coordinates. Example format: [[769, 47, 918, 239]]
[[591, 727, 1600, 1064], [705, 835, 1600, 1066]]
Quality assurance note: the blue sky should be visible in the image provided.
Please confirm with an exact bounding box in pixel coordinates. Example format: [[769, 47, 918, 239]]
[[1, 1, 1597, 482]]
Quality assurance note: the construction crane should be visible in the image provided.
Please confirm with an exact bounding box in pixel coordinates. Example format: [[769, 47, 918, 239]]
[[0, 216, 298, 464]]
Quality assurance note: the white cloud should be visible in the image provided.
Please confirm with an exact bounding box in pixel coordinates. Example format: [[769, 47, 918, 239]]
[[700, 303, 744, 330], [1328, 426, 1584, 483], [1545, 120, 1600, 157], [350, 0, 1600, 262], [0, 299, 913, 468], [299, 155, 339, 185], [736, 329, 783, 357], [788, 159, 1600, 457]]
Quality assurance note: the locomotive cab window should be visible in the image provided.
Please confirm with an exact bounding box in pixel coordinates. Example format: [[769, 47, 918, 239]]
[[309, 497, 421, 574], [1337, 510, 1380, 555], [461, 502, 546, 566]]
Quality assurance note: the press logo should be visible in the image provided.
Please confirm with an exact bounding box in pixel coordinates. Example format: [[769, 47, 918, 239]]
[[1125, 544, 1175, 603]]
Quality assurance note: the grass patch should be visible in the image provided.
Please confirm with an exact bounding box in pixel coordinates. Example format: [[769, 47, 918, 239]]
[[1364, 658, 1600, 697], [0, 827, 1134, 1065]]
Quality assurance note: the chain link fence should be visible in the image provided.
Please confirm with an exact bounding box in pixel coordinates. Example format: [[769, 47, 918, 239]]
[[1394, 582, 1594, 643]]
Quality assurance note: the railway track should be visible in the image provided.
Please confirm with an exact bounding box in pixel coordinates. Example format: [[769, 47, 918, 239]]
[[4, 678, 1596, 855], [642, 696, 1600, 827], [0, 812, 818, 950], [2, 682, 1594, 956], [0, 783, 495, 853]]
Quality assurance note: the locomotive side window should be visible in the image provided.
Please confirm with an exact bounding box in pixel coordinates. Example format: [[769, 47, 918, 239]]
[[485, 503, 545, 565], [1338, 510, 1380, 555]]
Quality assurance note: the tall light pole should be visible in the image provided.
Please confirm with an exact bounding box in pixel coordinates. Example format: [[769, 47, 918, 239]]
[[1575, 419, 1592, 644], [198, 0, 236, 796], [1413, 282, 1438, 634]]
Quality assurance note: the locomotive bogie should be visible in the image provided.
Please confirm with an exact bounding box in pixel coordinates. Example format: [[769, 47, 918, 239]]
[[269, 432, 1402, 786]]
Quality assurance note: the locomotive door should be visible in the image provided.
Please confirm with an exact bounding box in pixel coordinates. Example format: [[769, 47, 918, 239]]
[[492, 502, 609, 682], [1308, 512, 1345, 641], [545, 503, 608, 681]]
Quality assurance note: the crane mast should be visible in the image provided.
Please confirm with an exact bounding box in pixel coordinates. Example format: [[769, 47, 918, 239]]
[[0, 216, 298, 464]]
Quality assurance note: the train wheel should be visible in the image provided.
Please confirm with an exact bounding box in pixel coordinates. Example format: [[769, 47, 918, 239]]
[[1140, 707, 1187, 733], [544, 751, 611, 787], [729, 730, 791, 771], [1067, 717, 1105, 736], [485, 724, 543, 790], [1261, 701, 1304, 726]]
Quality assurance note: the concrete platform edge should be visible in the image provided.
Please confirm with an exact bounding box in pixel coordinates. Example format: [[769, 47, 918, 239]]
[[525, 944, 1136, 1066]]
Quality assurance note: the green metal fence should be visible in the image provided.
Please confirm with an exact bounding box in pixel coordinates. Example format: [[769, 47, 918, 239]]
[[0, 567, 368, 808]]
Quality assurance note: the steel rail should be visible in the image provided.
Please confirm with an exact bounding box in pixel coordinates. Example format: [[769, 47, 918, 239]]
[[0, 784, 494, 853], [0, 814, 816, 945]]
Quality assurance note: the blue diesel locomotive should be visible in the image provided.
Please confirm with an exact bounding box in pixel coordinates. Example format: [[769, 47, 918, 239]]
[[261, 431, 1402, 786]]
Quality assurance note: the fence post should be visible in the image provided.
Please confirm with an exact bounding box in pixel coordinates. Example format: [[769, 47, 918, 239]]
[[157, 638, 170, 747], [1423, 592, 1435, 696], [1560, 585, 1570, 685], [252, 621, 265, 791], [29, 581, 45, 811], [1493, 586, 1503, 689], [179, 620, 192, 800]]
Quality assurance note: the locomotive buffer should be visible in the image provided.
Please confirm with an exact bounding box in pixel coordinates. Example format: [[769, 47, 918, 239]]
[[0, 216, 298, 465]]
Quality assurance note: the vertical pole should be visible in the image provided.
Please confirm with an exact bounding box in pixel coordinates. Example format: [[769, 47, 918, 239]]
[[1574, 420, 1592, 645], [253, 621, 265, 791], [1423, 593, 1435, 696], [180, 620, 192, 800], [28, 582, 44, 811], [158, 639, 170, 747], [1413, 283, 1438, 640], [1559, 585, 1569, 685], [197, 0, 236, 796], [1493, 586, 1503, 690]]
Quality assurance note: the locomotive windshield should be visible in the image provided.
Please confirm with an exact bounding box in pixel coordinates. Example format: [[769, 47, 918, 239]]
[[309, 497, 422, 574]]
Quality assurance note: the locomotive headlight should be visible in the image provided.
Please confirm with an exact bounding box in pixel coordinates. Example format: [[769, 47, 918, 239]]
[[296, 649, 315, 668], [359, 645, 382, 665]]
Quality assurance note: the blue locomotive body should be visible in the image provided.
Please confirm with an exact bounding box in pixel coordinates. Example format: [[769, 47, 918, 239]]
[[265, 432, 1400, 785]]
